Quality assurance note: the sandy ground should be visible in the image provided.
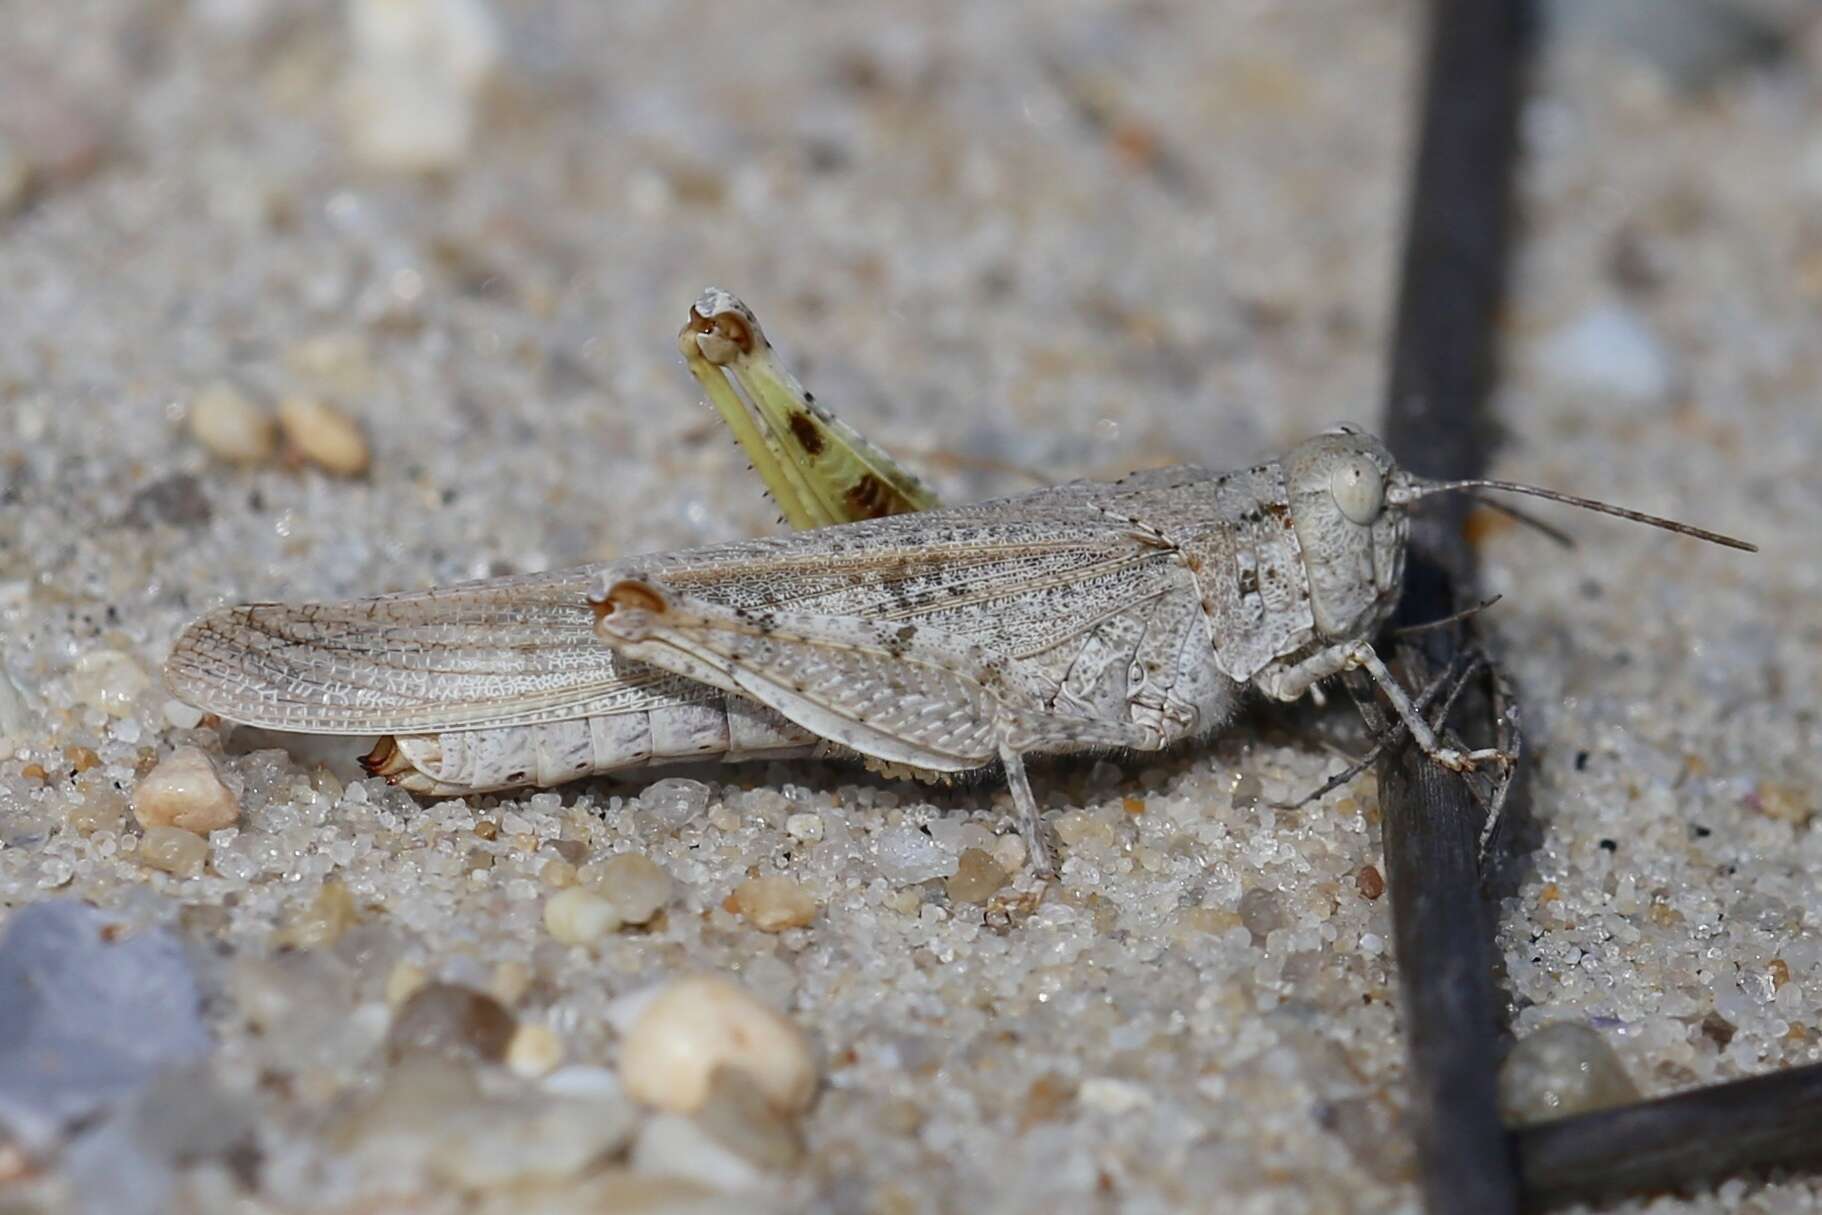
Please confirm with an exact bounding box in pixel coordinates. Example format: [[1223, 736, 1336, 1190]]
[[2, 2, 1820, 1212]]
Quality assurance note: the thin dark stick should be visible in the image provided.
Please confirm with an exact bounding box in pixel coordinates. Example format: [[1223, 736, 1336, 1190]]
[[1513, 1062, 1822, 1208], [1376, 0, 1532, 1212]]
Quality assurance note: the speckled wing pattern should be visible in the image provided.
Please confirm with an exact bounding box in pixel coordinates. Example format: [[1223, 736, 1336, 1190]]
[[164, 469, 1298, 740]]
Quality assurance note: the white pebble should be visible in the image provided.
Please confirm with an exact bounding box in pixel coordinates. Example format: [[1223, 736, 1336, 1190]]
[[162, 698, 206, 730], [584, 852, 673, 924], [874, 824, 957, 884], [70, 649, 150, 717], [784, 812, 824, 842], [631, 1113, 766, 1193], [189, 382, 276, 463], [132, 746, 241, 833], [278, 397, 370, 476], [1078, 1077, 1152, 1115], [1538, 303, 1673, 402], [1499, 1021, 1640, 1125], [342, 0, 501, 172], [427, 1093, 637, 1189], [613, 975, 816, 1116], [138, 824, 210, 876], [544, 887, 622, 944]]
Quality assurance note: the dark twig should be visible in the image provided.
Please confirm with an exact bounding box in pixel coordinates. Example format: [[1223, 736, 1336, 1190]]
[[1513, 1062, 1822, 1208], [1375, 1, 1532, 1213]]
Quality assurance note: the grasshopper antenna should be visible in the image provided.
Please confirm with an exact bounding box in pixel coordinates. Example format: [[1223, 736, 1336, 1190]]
[[1390, 478, 1757, 552]]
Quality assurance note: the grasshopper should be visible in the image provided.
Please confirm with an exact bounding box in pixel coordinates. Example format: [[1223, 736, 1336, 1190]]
[[165, 290, 1754, 874]]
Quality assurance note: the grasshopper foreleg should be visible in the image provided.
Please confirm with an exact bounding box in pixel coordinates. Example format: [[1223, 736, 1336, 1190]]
[[1342, 642, 1513, 774]]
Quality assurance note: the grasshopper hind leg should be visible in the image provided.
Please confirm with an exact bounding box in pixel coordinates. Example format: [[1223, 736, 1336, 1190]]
[[595, 577, 1157, 876], [998, 740, 1055, 877]]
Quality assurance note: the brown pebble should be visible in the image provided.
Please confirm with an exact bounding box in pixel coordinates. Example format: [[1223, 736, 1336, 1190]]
[[549, 838, 588, 865], [132, 746, 240, 834], [1754, 783, 1813, 825], [946, 848, 1009, 904], [387, 982, 517, 1064], [67, 790, 127, 836], [278, 880, 359, 950], [473, 819, 499, 840], [1018, 1073, 1076, 1130], [139, 824, 209, 877], [278, 396, 370, 476], [1122, 796, 1146, 816], [1356, 865, 1386, 900], [19, 762, 47, 783], [65, 745, 101, 774], [729, 875, 818, 932]]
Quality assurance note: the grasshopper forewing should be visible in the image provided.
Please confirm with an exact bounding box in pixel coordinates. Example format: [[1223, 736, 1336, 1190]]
[[166, 291, 1755, 874]]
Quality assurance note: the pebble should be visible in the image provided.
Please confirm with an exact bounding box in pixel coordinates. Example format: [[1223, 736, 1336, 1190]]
[[784, 812, 824, 842], [544, 887, 623, 944], [613, 976, 816, 1116], [874, 825, 957, 884], [285, 333, 376, 399], [990, 833, 1028, 875], [138, 825, 210, 877], [631, 1113, 768, 1193], [342, 0, 501, 172], [0, 902, 211, 1149], [637, 778, 713, 828], [162, 698, 206, 731], [1537, 303, 1673, 403], [945, 848, 1009, 903], [66, 790, 127, 837], [426, 1094, 635, 1190], [1498, 1021, 1641, 1125], [729, 876, 818, 932], [471, 1169, 733, 1215], [386, 982, 516, 1064], [70, 649, 151, 717], [385, 961, 430, 1009], [490, 958, 533, 1005], [132, 746, 241, 834], [581, 852, 674, 924], [343, 1054, 637, 1188], [691, 1067, 804, 1171], [277, 880, 358, 950], [507, 1023, 565, 1078], [278, 396, 370, 476], [188, 383, 275, 464]]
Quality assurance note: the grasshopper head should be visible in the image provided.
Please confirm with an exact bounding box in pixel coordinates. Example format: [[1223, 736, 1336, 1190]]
[[1283, 425, 1410, 640]]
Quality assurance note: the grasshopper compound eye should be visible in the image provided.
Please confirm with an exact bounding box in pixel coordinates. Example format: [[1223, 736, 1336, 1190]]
[[1330, 455, 1386, 525]]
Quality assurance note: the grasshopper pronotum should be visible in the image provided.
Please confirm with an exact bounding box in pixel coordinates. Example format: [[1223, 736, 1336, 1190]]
[[166, 290, 1753, 873]]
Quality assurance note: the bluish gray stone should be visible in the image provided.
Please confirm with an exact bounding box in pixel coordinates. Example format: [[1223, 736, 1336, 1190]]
[[0, 900, 212, 1149]]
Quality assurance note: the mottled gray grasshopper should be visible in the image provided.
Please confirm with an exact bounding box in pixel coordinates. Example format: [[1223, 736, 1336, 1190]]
[[166, 290, 1753, 873]]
